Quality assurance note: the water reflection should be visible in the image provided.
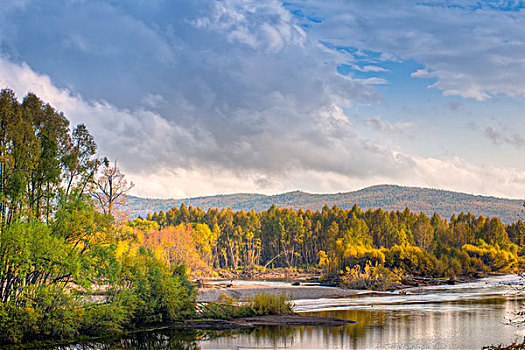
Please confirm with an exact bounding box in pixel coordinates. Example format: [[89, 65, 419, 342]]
[[197, 297, 523, 349], [60, 276, 525, 350], [56, 329, 218, 350], [301, 297, 522, 349]]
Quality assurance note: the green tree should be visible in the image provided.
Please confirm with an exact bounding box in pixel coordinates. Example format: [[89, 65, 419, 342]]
[[64, 124, 99, 197]]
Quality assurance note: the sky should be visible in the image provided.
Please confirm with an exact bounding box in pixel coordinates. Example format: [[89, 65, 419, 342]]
[[1, 0, 525, 199]]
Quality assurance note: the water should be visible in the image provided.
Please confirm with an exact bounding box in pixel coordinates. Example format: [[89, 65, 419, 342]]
[[61, 275, 525, 349]]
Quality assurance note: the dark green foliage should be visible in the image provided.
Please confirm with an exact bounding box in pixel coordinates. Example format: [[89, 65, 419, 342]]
[[0, 196, 197, 345], [0, 286, 83, 343]]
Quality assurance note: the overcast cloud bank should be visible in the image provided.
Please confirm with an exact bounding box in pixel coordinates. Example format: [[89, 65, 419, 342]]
[[1, 0, 525, 199]]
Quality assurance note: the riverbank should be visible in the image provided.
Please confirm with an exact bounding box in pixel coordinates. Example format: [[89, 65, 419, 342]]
[[179, 313, 356, 330], [197, 274, 478, 302], [198, 284, 360, 302]]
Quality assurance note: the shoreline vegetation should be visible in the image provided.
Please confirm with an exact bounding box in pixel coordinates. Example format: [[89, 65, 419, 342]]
[[1, 89, 525, 347]]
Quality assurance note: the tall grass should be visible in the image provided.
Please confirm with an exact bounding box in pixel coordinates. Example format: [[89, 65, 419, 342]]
[[197, 292, 294, 319], [245, 292, 294, 315]]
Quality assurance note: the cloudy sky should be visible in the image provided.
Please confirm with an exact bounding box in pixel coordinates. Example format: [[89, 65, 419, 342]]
[[2, 0, 525, 199]]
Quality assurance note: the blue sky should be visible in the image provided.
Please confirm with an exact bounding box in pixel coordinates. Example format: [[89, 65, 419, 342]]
[[1, 0, 525, 199]]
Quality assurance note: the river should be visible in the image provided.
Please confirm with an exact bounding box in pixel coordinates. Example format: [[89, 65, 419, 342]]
[[62, 275, 525, 349]]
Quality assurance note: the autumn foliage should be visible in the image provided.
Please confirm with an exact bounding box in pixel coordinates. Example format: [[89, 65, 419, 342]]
[[142, 203, 525, 282]]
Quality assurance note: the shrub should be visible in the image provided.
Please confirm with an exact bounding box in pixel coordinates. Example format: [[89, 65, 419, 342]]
[[462, 241, 518, 272], [0, 287, 83, 343], [118, 248, 197, 326], [383, 245, 444, 277], [197, 293, 257, 319], [340, 262, 401, 290]]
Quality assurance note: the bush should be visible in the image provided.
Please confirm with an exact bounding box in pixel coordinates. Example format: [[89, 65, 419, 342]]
[[384, 245, 444, 277], [197, 294, 256, 319], [462, 242, 518, 272], [79, 292, 136, 337], [0, 287, 83, 343], [118, 248, 197, 326], [340, 262, 401, 290], [0, 242, 197, 345]]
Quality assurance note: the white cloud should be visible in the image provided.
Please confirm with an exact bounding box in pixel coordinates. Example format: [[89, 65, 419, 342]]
[[346, 77, 389, 85], [292, 0, 525, 100], [3, 55, 525, 199], [353, 65, 389, 73], [2, 1, 525, 200], [0, 56, 200, 173], [410, 69, 433, 79], [131, 156, 525, 200], [191, 0, 306, 52], [409, 156, 525, 199]]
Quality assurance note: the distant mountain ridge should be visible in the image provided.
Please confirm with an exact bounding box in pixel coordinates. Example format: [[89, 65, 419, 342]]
[[125, 185, 525, 224]]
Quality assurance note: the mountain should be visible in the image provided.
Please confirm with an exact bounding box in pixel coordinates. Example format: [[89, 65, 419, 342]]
[[125, 185, 525, 224]]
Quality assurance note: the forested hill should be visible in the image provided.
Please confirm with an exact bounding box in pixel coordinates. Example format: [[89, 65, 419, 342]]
[[126, 185, 524, 224]]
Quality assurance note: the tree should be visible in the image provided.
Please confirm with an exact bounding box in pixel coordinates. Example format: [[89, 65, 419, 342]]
[[0, 88, 199, 344], [64, 124, 99, 197], [479, 217, 510, 249], [92, 158, 134, 219], [0, 89, 103, 226], [23, 93, 71, 221], [413, 213, 434, 252]]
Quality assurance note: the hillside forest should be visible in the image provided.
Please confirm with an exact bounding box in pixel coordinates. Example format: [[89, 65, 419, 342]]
[[125, 186, 525, 224]]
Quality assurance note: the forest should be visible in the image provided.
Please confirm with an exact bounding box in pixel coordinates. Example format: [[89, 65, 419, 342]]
[[141, 202, 525, 284], [1, 87, 525, 345]]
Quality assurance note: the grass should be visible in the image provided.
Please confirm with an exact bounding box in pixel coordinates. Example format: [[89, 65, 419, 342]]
[[196, 292, 294, 319], [245, 292, 294, 315]]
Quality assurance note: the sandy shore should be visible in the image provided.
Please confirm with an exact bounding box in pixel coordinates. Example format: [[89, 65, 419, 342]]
[[197, 284, 360, 302]]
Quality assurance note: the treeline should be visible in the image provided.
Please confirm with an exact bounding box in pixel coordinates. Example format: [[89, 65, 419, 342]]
[[0, 89, 195, 344], [143, 203, 525, 278]]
